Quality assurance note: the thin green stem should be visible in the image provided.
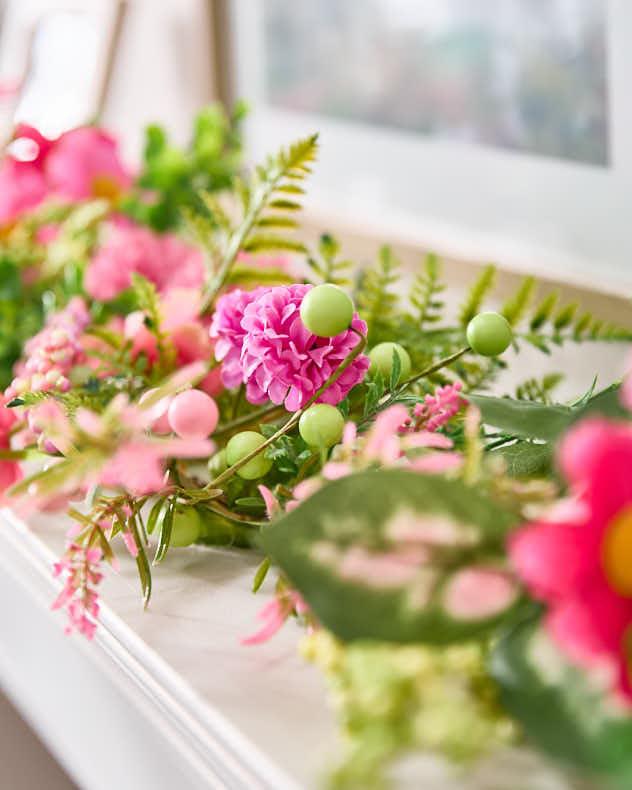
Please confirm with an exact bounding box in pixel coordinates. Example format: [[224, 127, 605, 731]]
[[213, 403, 286, 439], [200, 168, 284, 314], [399, 346, 471, 389], [209, 329, 367, 489]]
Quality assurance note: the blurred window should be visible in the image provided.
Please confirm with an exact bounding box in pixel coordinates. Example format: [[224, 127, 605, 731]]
[[263, 0, 609, 166]]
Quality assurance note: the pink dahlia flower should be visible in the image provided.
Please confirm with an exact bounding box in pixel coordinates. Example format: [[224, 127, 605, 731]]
[[84, 223, 205, 301], [45, 126, 131, 201], [510, 418, 632, 701], [212, 284, 369, 411], [209, 287, 268, 389]]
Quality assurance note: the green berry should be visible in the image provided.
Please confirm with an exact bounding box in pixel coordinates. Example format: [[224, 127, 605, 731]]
[[208, 449, 227, 477], [299, 404, 344, 448], [225, 431, 273, 479], [466, 312, 513, 357], [368, 342, 412, 380], [170, 506, 201, 547], [300, 284, 354, 337]]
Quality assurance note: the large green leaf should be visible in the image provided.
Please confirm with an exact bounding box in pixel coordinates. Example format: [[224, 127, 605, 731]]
[[467, 394, 572, 441], [490, 617, 632, 788], [470, 384, 627, 444], [261, 469, 522, 643], [491, 441, 553, 478]]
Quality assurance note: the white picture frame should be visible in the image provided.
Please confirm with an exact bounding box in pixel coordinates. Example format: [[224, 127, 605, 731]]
[[228, 0, 632, 295]]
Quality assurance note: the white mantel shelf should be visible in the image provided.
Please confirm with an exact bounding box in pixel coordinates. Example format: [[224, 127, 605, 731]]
[[0, 509, 584, 790]]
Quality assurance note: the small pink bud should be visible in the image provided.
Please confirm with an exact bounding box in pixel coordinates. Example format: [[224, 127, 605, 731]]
[[50, 328, 69, 348], [167, 389, 219, 440]]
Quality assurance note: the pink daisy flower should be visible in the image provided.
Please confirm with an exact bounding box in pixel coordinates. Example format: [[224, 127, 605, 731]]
[[510, 418, 632, 702]]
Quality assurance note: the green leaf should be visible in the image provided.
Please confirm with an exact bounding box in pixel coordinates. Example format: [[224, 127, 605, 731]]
[[252, 556, 271, 593], [261, 469, 521, 644], [153, 499, 174, 564], [490, 617, 632, 788], [458, 264, 495, 327], [501, 276, 536, 327], [491, 441, 552, 477], [468, 394, 572, 441], [242, 235, 307, 254], [389, 347, 403, 391], [146, 498, 165, 536], [529, 291, 558, 331], [408, 252, 445, 328]]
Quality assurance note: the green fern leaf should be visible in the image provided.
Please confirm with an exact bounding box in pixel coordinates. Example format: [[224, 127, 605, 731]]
[[529, 291, 558, 331], [458, 264, 495, 327], [356, 245, 401, 343], [502, 276, 536, 327], [409, 253, 446, 328], [243, 235, 307, 254], [553, 301, 578, 331]]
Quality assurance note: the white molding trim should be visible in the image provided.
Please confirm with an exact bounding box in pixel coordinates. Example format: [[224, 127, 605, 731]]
[[0, 508, 302, 790]]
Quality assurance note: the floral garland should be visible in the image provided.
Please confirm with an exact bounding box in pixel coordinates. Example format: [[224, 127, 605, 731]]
[[1, 110, 632, 789]]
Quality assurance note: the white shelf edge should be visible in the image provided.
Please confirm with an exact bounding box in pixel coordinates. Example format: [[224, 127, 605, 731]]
[[0, 507, 304, 790]]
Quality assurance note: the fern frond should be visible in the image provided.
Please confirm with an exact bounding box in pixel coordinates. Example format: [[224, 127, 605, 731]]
[[131, 273, 161, 329], [515, 373, 563, 403], [356, 245, 401, 344], [458, 264, 495, 327], [409, 253, 445, 328], [502, 276, 536, 327], [242, 235, 307, 254], [529, 291, 558, 331], [553, 301, 578, 331], [307, 233, 353, 287], [200, 133, 319, 311]]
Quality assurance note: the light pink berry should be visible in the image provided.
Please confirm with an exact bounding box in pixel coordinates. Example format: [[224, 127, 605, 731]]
[[139, 388, 172, 434], [167, 389, 219, 440]]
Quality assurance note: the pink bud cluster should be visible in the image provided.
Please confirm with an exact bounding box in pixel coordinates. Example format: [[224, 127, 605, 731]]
[[52, 525, 103, 639], [413, 382, 464, 432], [6, 297, 91, 398]]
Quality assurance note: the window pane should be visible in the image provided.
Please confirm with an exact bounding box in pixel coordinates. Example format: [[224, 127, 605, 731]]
[[263, 0, 609, 165]]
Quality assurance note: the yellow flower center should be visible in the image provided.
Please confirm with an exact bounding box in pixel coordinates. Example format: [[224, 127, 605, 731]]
[[91, 175, 121, 203], [602, 506, 632, 597]]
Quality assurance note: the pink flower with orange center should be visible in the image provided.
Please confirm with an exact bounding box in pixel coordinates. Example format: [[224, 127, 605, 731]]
[[510, 418, 632, 701]]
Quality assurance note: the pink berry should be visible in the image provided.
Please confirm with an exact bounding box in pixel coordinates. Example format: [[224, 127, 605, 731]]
[[167, 389, 219, 439], [139, 388, 172, 434]]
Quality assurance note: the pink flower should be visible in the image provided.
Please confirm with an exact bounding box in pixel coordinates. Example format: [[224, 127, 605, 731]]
[[52, 528, 103, 639], [413, 382, 464, 432], [84, 223, 204, 301], [210, 287, 268, 389], [0, 158, 47, 224], [0, 124, 130, 225], [0, 395, 21, 496], [233, 284, 369, 411], [7, 297, 90, 397], [44, 126, 131, 201], [510, 418, 632, 701], [242, 588, 310, 645]]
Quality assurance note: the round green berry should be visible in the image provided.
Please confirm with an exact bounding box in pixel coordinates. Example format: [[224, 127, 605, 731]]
[[466, 312, 513, 357], [225, 431, 273, 480], [300, 284, 354, 337], [207, 449, 227, 477], [299, 404, 344, 448], [368, 342, 412, 380], [170, 506, 201, 547]]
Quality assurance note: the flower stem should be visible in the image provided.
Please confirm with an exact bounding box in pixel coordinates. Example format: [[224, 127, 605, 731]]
[[208, 329, 367, 489]]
